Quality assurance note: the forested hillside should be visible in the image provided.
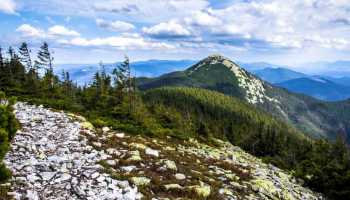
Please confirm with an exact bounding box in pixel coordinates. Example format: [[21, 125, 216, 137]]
[[0, 43, 350, 198], [137, 55, 350, 144]]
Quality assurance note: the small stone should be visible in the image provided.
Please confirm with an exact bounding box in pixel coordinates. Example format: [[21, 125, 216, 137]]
[[121, 166, 137, 172], [106, 160, 117, 166], [129, 143, 147, 150], [26, 190, 39, 200], [60, 173, 71, 182], [127, 151, 142, 161], [219, 188, 234, 196], [175, 173, 186, 180], [102, 127, 110, 133], [27, 174, 40, 183], [115, 133, 125, 138], [145, 148, 159, 157], [41, 172, 56, 181], [91, 172, 100, 179], [164, 184, 183, 190], [92, 142, 102, 148], [130, 177, 151, 186], [97, 176, 105, 183], [163, 160, 177, 171]]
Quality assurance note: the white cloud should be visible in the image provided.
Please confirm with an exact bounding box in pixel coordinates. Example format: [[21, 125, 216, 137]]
[[48, 25, 80, 37], [16, 24, 44, 38], [59, 35, 174, 50], [143, 20, 191, 38], [185, 11, 222, 27], [0, 0, 16, 14], [16, 24, 80, 40], [96, 19, 135, 32]]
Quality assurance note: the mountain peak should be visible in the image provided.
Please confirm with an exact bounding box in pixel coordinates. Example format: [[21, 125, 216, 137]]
[[186, 55, 278, 104], [203, 54, 234, 65]]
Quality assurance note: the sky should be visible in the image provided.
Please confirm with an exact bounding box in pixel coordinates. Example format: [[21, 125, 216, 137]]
[[1, 0, 350, 67]]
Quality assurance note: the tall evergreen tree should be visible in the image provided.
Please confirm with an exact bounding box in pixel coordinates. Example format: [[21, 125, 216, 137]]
[[0, 46, 3, 68], [36, 42, 55, 89], [7, 46, 15, 62], [36, 42, 53, 70], [112, 56, 133, 110], [18, 42, 32, 71]]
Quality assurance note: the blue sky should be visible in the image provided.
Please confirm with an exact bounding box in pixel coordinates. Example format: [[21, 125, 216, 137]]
[[1, 0, 350, 68]]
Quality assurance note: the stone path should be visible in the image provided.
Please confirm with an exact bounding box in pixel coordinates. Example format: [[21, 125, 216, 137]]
[[4, 102, 141, 200]]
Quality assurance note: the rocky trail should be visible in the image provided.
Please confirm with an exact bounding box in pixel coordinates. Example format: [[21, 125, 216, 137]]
[[2, 102, 324, 199], [3, 102, 141, 200]]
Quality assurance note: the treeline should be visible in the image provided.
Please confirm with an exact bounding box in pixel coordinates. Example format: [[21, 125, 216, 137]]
[[0, 42, 350, 198], [0, 42, 163, 136]]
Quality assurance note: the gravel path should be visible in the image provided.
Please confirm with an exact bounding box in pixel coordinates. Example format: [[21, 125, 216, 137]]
[[4, 102, 141, 200]]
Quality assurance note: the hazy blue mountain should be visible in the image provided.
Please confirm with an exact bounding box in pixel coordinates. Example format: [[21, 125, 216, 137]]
[[300, 60, 350, 76], [321, 76, 350, 87], [252, 67, 307, 83], [55, 60, 196, 85], [276, 77, 350, 101], [238, 62, 290, 71]]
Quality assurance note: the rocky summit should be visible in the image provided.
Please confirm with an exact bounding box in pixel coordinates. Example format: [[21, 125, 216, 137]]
[[2, 103, 323, 199]]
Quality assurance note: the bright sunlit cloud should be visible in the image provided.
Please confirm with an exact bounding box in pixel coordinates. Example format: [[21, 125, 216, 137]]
[[1, 0, 350, 65]]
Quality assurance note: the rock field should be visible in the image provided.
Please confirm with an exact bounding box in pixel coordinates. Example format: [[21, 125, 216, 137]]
[[3, 102, 141, 200], [2, 102, 324, 200]]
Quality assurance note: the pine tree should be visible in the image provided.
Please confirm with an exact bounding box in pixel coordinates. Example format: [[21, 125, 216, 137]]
[[0, 46, 3, 68], [18, 42, 32, 71], [36, 42, 53, 70], [112, 56, 133, 110], [36, 42, 55, 89], [7, 47, 15, 62]]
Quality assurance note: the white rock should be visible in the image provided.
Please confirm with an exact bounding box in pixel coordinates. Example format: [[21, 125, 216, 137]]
[[102, 127, 110, 133], [115, 133, 125, 138], [60, 173, 71, 182], [91, 172, 100, 179], [121, 166, 137, 172], [41, 172, 56, 181], [106, 160, 117, 166], [145, 148, 159, 157], [175, 173, 186, 180], [26, 190, 39, 200]]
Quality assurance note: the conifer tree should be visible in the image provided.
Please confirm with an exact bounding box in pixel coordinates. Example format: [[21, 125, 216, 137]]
[[18, 42, 32, 71], [0, 46, 3, 68], [112, 56, 133, 110], [7, 47, 15, 62], [36, 42, 55, 89]]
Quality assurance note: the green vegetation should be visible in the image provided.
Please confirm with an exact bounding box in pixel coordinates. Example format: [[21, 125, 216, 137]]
[[0, 92, 19, 182], [0, 42, 349, 199]]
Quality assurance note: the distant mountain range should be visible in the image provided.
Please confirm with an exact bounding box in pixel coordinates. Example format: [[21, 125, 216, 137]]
[[56, 59, 350, 101], [252, 67, 307, 83], [55, 60, 195, 85], [276, 77, 350, 101], [249, 68, 350, 101], [299, 60, 350, 76]]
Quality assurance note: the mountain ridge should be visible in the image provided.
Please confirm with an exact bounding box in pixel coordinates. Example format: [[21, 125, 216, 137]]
[[136, 54, 350, 143]]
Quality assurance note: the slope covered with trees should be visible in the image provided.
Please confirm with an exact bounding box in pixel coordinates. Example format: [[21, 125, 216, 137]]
[[137, 55, 350, 144], [0, 43, 349, 198]]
